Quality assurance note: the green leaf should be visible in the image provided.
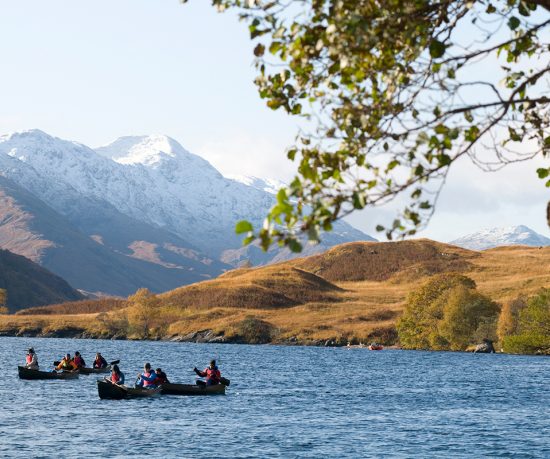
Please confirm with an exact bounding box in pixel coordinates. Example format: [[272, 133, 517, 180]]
[[429, 40, 446, 59], [254, 43, 265, 57], [235, 220, 254, 234], [508, 16, 520, 31], [288, 239, 303, 253], [536, 168, 549, 179]]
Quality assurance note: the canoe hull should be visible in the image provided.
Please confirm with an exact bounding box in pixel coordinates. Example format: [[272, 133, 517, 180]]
[[18, 366, 79, 380], [161, 383, 226, 396], [79, 366, 110, 375], [97, 380, 161, 399]]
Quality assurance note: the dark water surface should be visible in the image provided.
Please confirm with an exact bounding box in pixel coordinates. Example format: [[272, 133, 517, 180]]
[[0, 337, 548, 458]]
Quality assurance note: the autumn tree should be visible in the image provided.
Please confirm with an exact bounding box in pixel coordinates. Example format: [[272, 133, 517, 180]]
[[496, 295, 527, 340], [397, 273, 476, 349], [503, 288, 550, 353], [188, 0, 550, 251], [127, 288, 161, 339], [436, 285, 500, 350], [0, 289, 7, 314]]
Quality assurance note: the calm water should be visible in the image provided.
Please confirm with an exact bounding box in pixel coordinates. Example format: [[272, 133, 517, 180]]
[[0, 337, 548, 458]]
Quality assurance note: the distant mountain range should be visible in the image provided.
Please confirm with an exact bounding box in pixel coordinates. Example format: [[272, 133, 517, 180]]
[[450, 225, 550, 250], [0, 130, 374, 295]]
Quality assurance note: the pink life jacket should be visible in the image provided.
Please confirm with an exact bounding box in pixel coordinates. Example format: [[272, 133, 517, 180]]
[[26, 355, 32, 364]]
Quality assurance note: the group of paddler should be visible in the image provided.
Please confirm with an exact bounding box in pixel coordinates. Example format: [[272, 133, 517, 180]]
[[24, 348, 224, 389]]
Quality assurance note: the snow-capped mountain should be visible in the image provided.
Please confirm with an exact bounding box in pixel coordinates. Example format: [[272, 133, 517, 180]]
[[450, 225, 550, 250], [225, 174, 287, 195], [0, 130, 374, 294]]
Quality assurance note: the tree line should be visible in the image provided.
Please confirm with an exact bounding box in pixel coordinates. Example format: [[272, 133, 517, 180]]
[[397, 273, 550, 354]]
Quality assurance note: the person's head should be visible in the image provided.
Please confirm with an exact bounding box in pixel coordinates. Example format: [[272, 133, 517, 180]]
[[144, 363, 151, 371], [210, 359, 216, 368], [112, 364, 120, 374], [155, 368, 162, 374], [75, 351, 80, 357], [28, 348, 34, 354], [96, 352, 102, 359], [65, 353, 71, 360]]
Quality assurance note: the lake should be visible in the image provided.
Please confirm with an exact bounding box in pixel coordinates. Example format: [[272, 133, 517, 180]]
[[1, 337, 549, 458]]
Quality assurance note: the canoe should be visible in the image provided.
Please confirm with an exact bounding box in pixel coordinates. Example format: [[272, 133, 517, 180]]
[[161, 383, 226, 396], [78, 366, 111, 375], [97, 380, 162, 400], [18, 366, 79, 380]]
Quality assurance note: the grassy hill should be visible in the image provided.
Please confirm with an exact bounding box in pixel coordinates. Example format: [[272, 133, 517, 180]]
[[1, 240, 549, 345], [0, 249, 84, 312]]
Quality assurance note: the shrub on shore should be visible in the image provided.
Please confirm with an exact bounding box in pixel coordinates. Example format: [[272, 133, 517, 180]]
[[397, 273, 500, 351], [501, 289, 550, 355]]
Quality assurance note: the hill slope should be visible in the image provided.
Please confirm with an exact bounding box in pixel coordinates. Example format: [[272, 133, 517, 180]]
[[0, 249, 83, 312], [5, 240, 549, 345]]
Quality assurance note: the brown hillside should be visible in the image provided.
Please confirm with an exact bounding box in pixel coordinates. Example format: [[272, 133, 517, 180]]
[[161, 265, 343, 309], [3, 241, 549, 346], [294, 239, 476, 282], [16, 298, 126, 316]]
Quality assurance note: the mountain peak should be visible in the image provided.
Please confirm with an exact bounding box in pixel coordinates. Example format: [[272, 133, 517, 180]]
[[96, 134, 193, 167], [451, 225, 550, 250]]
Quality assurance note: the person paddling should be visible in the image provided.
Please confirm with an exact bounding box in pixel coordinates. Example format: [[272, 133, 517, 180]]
[[56, 353, 77, 371], [194, 359, 221, 386], [93, 353, 108, 369], [25, 348, 39, 370], [135, 363, 158, 389], [73, 351, 86, 368], [154, 368, 169, 385], [106, 364, 125, 386]]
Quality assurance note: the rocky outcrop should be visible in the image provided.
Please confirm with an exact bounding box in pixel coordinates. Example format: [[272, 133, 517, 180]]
[[473, 339, 496, 353]]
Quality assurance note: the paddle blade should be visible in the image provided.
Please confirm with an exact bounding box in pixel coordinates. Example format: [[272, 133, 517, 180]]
[[109, 360, 120, 365], [220, 377, 230, 386], [53, 361, 60, 367]]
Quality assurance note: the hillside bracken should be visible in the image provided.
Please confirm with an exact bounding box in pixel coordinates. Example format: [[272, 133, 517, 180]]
[[1, 241, 549, 351]]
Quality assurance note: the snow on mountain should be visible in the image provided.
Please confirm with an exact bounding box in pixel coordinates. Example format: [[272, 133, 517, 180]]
[[226, 174, 287, 195], [0, 130, 373, 262], [450, 225, 550, 250]]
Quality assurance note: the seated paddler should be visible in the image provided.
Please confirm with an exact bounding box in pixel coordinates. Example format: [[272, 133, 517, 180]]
[[56, 353, 77, 371], [25, 348, 39, 370], [193, 359, 221, 386], [73, 351, 86, 368], [107, 364, 125, 385], [93, 352, 108, 369], [135, 363, 157, 388]]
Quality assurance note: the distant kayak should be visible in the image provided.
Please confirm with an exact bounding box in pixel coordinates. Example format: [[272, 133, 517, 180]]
[[161, 383, 226, 396], [368, 344, 384, 351], [18, 366, 79, 380], [97, 380, 161, 399]]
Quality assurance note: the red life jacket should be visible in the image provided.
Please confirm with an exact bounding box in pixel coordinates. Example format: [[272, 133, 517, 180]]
[[26, 355, 32, 364], [74, 356, 83, 367], [205, 367, 221, 384], [111, 372, 120, 384], [143, 371, 156, 387]]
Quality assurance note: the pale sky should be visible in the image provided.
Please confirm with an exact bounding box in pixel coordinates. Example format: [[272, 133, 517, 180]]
[[0, 0, 549, 241]]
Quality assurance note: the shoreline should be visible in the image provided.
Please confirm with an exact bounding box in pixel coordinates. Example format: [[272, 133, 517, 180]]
[[0, 327, 397, 348]]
